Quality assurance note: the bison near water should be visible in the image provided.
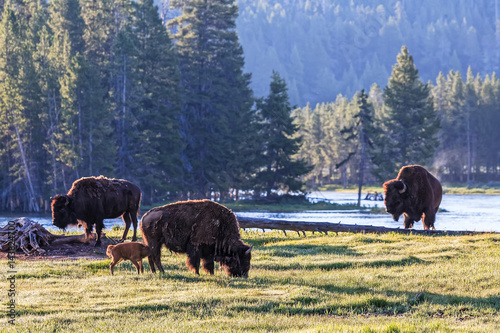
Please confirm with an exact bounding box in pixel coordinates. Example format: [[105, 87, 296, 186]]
[[140, 200, 252, 277], [51, 176, 142, 246], [383, 165, 442, 230]]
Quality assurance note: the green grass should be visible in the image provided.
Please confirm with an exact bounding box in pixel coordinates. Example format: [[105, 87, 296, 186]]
[[2, 230, 499, 332], [442, 184, 500, 195], [225, 200, 358, 212], [319, 183, 500, 195]]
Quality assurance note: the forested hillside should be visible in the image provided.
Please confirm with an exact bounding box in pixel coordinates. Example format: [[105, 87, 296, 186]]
[[1, 0, 500, 212], [0, 0, 308, 211], [235, 0, 500, 106]]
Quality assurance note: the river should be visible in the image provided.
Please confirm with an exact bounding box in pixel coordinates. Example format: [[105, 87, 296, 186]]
[[1, 192, 499, 232]]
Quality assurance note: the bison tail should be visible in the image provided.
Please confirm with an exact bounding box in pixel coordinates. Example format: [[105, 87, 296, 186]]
[[106, 245, 115, 256]]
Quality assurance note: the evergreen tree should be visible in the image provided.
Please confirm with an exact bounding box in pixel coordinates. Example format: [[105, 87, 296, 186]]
[[46, 0, 86, 189], [255, 71, 310, 196], [373, 46, 440, 180], [0, 0, 48, 211], [337, 90, 378, 206], [79, 0, 117, 176], [169, 0, 256, 198], [128, 0, 183, 203]]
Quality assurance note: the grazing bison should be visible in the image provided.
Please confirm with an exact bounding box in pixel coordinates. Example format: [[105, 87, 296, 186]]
[[106, 242, 151, 275], [51, 176, 141, 246], [140, 200, 252, 277], [383, 165, 442, 230]]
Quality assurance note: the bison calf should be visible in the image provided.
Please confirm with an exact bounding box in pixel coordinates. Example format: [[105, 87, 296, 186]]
[[106, 242, 150, 275], [141, 200, 252, 277], [383, 165, 442, 230]]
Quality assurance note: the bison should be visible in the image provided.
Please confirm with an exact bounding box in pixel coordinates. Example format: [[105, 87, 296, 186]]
[[51, 176, 142, 246], [106, 242, 151, 275], [140, 199, 252, 277], [383, 165, 442, 230]]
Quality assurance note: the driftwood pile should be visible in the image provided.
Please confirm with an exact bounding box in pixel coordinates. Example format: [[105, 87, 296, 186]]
[[0, 217, 96, 256]]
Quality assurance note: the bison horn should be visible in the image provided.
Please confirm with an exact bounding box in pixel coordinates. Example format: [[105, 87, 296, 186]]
[[399, 182, 407, 194], [245, 245, 253, 255]]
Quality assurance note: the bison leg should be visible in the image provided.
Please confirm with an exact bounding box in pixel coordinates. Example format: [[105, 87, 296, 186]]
[[110, 258, 122, 275], [201, 259, 214, 275], [148, 244, 164, 273], [130, 211, 138, 242], [120, 212, 132, 241], [186, 244, 200, 275], [121, 211, 139, 242], [200, 245, 215, 275], [148, 256, 156, 273], [403, 215, 415, 229], [95, 222, 103, 247], [129, 258, 141, 274], [422, 211, 436, 230]]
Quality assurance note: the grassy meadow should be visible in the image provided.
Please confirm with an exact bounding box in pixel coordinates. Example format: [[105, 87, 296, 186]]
[[1, 227, 499, 332]]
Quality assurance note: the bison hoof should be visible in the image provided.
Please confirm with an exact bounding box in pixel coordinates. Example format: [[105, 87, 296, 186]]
[[94, 240, 102, 247], [117, 239, 125, 243]]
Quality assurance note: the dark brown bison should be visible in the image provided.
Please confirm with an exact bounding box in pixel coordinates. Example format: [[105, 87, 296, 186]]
[[51, 176, 141, 246], [140, 199, 252, 277], [383, 165, 442, 230]]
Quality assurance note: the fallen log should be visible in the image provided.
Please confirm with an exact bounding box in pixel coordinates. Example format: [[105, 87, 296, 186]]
[[236, 216, 497, 236]]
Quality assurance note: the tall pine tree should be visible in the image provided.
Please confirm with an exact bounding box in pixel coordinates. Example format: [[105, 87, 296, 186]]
[[373, 46, 440, 180], [337, 90, 378, 206], [255, 71, 310, 196], [0, 0, 48, 211], [79, 0, 117, 176], [169, 0, 255, 198], [130, 0, 183, 203]]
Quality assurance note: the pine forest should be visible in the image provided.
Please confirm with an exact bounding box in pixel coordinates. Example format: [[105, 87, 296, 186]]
[[1, 0, 500, 212]]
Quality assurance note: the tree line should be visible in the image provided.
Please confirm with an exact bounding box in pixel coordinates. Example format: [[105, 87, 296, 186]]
[[294, 47, 500, 190], [0, 0, 308, 212], [1, 0, 500, 213], [235, 0, 500, 106]]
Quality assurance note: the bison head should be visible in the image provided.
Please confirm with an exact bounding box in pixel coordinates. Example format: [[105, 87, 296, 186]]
[[383, 180, 408, 222], [51, 194, 78, 229], [221, 244, 252, 278]]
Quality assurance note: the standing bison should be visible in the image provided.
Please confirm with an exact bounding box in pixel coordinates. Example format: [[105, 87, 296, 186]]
[[383, 165, 442, 230], [140, 200, 252, 277], [51, 176, 141, 246]]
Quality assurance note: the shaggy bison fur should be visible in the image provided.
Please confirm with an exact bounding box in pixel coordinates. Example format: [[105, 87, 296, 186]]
[[106, 242, 151, 275], [140, 200, 252, 277], [383, 165, 442, 230], [51, 176, 141, 246]]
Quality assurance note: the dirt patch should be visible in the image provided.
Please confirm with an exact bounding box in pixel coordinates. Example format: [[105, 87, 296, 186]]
[[1, 217, 122, 261], [0, 234, 118, 261]]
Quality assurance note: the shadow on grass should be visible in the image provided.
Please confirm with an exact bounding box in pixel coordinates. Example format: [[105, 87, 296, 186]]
[[244, 236, 294, 248], [254, 255, 425, 271], [229, 289, 500, 317], [261, 244, 360, 258]]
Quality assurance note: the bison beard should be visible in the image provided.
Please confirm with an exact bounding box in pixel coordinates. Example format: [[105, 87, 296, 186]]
[[140, 200, 252, 278], [383, 165, 442, 230], [51, 176, 142, 246]]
